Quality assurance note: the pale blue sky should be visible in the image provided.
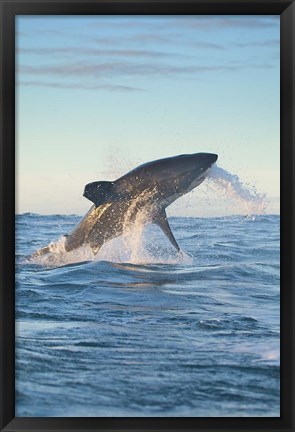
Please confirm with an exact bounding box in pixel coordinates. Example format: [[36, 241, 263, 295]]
[[16, 15, 280, 216]]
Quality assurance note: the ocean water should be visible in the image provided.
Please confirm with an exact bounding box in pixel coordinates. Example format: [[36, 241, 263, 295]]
[[15, 166, 279, 417], [15, 211, 280, 417]]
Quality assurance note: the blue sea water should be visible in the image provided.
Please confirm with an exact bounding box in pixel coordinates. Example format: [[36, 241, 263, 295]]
[[15, 213, 280, 417]]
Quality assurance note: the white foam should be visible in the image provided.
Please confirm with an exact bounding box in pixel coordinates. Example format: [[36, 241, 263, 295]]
[[27, 237, 95, 267], [28, 230, 192, 267]]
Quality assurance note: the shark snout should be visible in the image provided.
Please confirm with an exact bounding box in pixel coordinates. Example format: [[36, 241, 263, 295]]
[[200, 153, 218, 167], [191, 152, 218, 171], [209, 153, 218, 165]]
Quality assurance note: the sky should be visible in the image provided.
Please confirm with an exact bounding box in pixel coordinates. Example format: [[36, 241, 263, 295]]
[[16, 15, 280, 216]]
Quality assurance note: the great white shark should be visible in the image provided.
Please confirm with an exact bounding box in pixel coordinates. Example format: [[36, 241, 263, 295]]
[[33, 152, 218, 257]]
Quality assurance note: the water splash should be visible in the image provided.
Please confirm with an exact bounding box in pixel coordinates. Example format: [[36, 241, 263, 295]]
[[27, 199, 191, 267], [96, 203, 192, 265], [27, 236, 95, 267], [95, 229, 192, 265], [207, 165, 267, 216], [27, 227, 191, 267], [99, 188, 192, 265]]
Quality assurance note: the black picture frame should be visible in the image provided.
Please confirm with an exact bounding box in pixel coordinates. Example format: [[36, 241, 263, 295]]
[[0, 0, 294, 431]]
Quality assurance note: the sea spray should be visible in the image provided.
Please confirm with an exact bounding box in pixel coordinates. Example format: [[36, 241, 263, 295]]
[[207, 165, 267, 216]]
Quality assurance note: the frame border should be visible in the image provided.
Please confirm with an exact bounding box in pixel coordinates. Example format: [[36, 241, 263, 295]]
[[1, 1, 294, 431]]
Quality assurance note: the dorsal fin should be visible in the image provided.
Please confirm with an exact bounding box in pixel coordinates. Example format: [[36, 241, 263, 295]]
[[83, 181, 116, 207], [153, 209, 180, 252]]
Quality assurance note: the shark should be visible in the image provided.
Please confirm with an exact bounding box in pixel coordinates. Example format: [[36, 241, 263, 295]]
[[33, 152, 218, 257]]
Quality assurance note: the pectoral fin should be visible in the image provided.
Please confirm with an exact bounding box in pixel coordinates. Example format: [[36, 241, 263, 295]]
[[153, 210, 180, 252]]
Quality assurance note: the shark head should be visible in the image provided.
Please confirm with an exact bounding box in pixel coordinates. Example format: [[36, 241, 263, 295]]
[[111, 152, 218, 212], [177, 152, 218, 189], [137, 152, 218, 199], [167, 152, 217, 175]]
